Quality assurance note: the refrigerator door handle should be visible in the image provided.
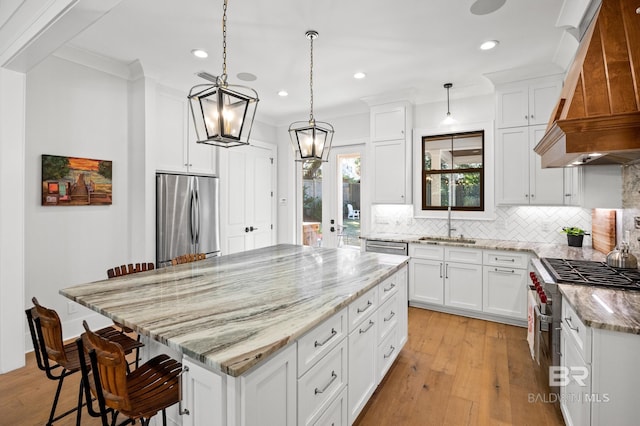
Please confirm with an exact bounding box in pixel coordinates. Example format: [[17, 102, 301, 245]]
[[194, 189, 200, 245], [190, 189, 196, 244]]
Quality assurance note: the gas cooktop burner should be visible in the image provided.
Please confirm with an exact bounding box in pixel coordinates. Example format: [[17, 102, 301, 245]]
[[541, 258, 640, 290]]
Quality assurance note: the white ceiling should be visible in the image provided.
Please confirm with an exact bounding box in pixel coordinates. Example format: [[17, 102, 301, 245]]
[[65, 0, 570, 126]]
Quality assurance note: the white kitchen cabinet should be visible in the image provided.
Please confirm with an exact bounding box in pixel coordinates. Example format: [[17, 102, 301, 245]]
[[220, 143, 276, 255], [409, 258, 444, 305], [371, 104, 406, 141], [348, 310, 377, 424], [496, 125, 564, 205], [563, 167, 583, 206], [369, 102, 413, 204], [496, 77, 561, 128], [482, 250, 529, 321], [314, 387, 348, 426], [298, 339, 347, 426], [444, 262, 483, 312], [243, 344, 297, 426], [396, 267, 409, 348], [155, 86, 217, 175], [560, 326, 591, 426], [181, 357, 224, 426], [482, 266, 528, 320]]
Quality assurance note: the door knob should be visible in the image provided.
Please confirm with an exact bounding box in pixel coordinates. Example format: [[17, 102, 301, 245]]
[[245, 227, 250, 233], [330, 227, 335, 232]]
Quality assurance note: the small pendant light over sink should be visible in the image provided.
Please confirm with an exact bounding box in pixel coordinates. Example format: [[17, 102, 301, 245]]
[[188, 0, 259, 148], [443, 83, 455, 125], [289, 30, 335, 162]]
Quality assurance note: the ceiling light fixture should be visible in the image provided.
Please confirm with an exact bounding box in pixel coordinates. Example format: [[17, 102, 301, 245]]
[[354, 72, 366, 79], [480, 40, 499, 50], [443, 83, 455, 125], [278, 90, 288, 97], [288, 30, 334, 162], [187, 0, 259, 148], [191, 49, 208, 58]]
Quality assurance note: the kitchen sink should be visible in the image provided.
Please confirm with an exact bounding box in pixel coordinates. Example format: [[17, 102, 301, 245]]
[[418, 236, 476, 244]]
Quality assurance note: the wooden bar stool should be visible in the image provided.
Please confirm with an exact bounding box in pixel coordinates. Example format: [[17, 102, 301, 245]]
[[25, 297, 143, 426], [78, 321, 183, 426], [171, 253, 206, 265]]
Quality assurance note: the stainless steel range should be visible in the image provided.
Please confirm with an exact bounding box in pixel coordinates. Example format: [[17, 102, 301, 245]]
[[529, 257, 640, 399]]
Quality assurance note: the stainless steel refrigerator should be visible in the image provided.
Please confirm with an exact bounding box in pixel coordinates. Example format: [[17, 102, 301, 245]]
[[156, 173, 220, 267]]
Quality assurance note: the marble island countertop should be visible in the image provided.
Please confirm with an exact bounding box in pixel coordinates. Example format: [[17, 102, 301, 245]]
[[60, 244, 408, 377], [362, 233, 607, 261]]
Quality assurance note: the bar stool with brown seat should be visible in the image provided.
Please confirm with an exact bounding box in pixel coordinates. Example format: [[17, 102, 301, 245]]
[[25, 297, 144, 426], [105, 261, 154, 367], [77, 320, 183, 426], [171, 253, 206, 265]]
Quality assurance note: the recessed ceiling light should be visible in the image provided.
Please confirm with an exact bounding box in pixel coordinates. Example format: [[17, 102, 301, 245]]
[[480, 40, 499, 50], [353, 72, 366, 79], [191, 49, 208, 58], [237, 72, 257, 81], [278, 90, 288, 97]]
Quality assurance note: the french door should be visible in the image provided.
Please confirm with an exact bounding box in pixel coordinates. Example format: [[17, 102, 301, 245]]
[[299, 145, 363, 249]]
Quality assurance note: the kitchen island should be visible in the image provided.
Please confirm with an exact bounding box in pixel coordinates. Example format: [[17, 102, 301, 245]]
[[61, 244, 409, 425]]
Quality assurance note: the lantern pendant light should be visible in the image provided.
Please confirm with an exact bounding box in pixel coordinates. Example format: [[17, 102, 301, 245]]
[[289, 30, 335, 162], [443, 82, 454, 124], [188, 0, 259, 148]]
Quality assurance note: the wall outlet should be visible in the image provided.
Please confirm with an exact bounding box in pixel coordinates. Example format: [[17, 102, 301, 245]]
[[495, 217, 506, 230], [541, 221, 551, 232], [67, 301, 78, 315]]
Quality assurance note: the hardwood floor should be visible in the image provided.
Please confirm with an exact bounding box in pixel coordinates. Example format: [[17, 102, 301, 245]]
[[0, 308, 564, 425], [354, 308, 565, 426]]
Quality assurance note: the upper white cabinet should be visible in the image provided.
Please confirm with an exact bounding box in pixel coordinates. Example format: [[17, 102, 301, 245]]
[[496, 125, 564, 205], [155, 87, 217, 175], [369, 102, 413, 204], [496, 77, 562, 128]]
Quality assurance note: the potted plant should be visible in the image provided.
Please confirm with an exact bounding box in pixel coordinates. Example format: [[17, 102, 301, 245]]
[[561, 227, 589, 247]]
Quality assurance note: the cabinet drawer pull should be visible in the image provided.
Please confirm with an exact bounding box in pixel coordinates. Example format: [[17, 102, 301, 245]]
[[564, 316, 579, 333], [179, 366, 190, 415], [439, 263, 443, 278], [314, 328, 337, 347], [384, 311, 396, 322], [494, 267, 515, 274], [359, 320, 375, 334], [383, 345, 396, 359], [357, 300, 373, 313], [383, 283, 396, 292], [445, 264, 449, 279], [494, 257, 515, 263], [314, 370, 337, 395]]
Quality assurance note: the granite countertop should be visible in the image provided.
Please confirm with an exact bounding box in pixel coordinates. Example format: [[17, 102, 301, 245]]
[[364, 233, 640, 335], [559, 285, 640, 335], [60, 244, 409, 377], [362, 233, 607, 261]]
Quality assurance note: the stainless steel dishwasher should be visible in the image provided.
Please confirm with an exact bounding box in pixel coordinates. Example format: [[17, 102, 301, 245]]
[[365, 239, 408, 255]]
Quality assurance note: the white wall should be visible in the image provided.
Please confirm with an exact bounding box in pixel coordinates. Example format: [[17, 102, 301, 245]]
[[0, 68, 26, 372], [24, 55, 131, 341]]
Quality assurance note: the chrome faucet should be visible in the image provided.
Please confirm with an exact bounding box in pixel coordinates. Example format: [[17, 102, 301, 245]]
[[447, 205, 456, 238]]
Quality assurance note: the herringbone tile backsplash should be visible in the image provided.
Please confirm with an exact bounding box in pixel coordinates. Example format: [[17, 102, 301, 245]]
[[371, 205, 592, 245]]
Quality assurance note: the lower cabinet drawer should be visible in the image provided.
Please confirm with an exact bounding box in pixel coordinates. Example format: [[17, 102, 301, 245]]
[[377, 326, 398, 382], [298, 308, 347, 377], [298, 339, 347, 426], [378, 293, 398, 343], [348, 286, 378, 332], [313, 386, 348, 426]]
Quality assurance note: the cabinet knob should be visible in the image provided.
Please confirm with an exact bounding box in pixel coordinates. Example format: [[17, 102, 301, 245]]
[[525, 194, 529, 198], [565, 193, 571, 197], [530, 115, 534, 119], [525, 115, 528, 119], [531, 194, 535, 198]]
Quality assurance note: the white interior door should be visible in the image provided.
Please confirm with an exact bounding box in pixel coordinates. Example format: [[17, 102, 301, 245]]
[[221, 143, 276, 255], [299, 145, 363, 249]]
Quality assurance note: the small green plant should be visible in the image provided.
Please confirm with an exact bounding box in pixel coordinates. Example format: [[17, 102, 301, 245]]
[[561, 227, 588, 236]]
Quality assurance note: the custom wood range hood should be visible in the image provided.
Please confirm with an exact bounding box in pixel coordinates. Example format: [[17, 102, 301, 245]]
[[534, 0, 640, 167]]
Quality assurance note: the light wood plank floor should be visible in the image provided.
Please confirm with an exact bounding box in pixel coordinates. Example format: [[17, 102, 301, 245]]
[[355, 308, 564, 426], [0, 308, 564, 425]]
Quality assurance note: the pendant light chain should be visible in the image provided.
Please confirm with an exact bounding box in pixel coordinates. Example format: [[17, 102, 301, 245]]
[[309, 34, 314, 123], [221, 0, 228, 84]]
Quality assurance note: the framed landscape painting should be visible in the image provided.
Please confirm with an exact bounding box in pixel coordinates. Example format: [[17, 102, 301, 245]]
[[41, 154, 112, 206]]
